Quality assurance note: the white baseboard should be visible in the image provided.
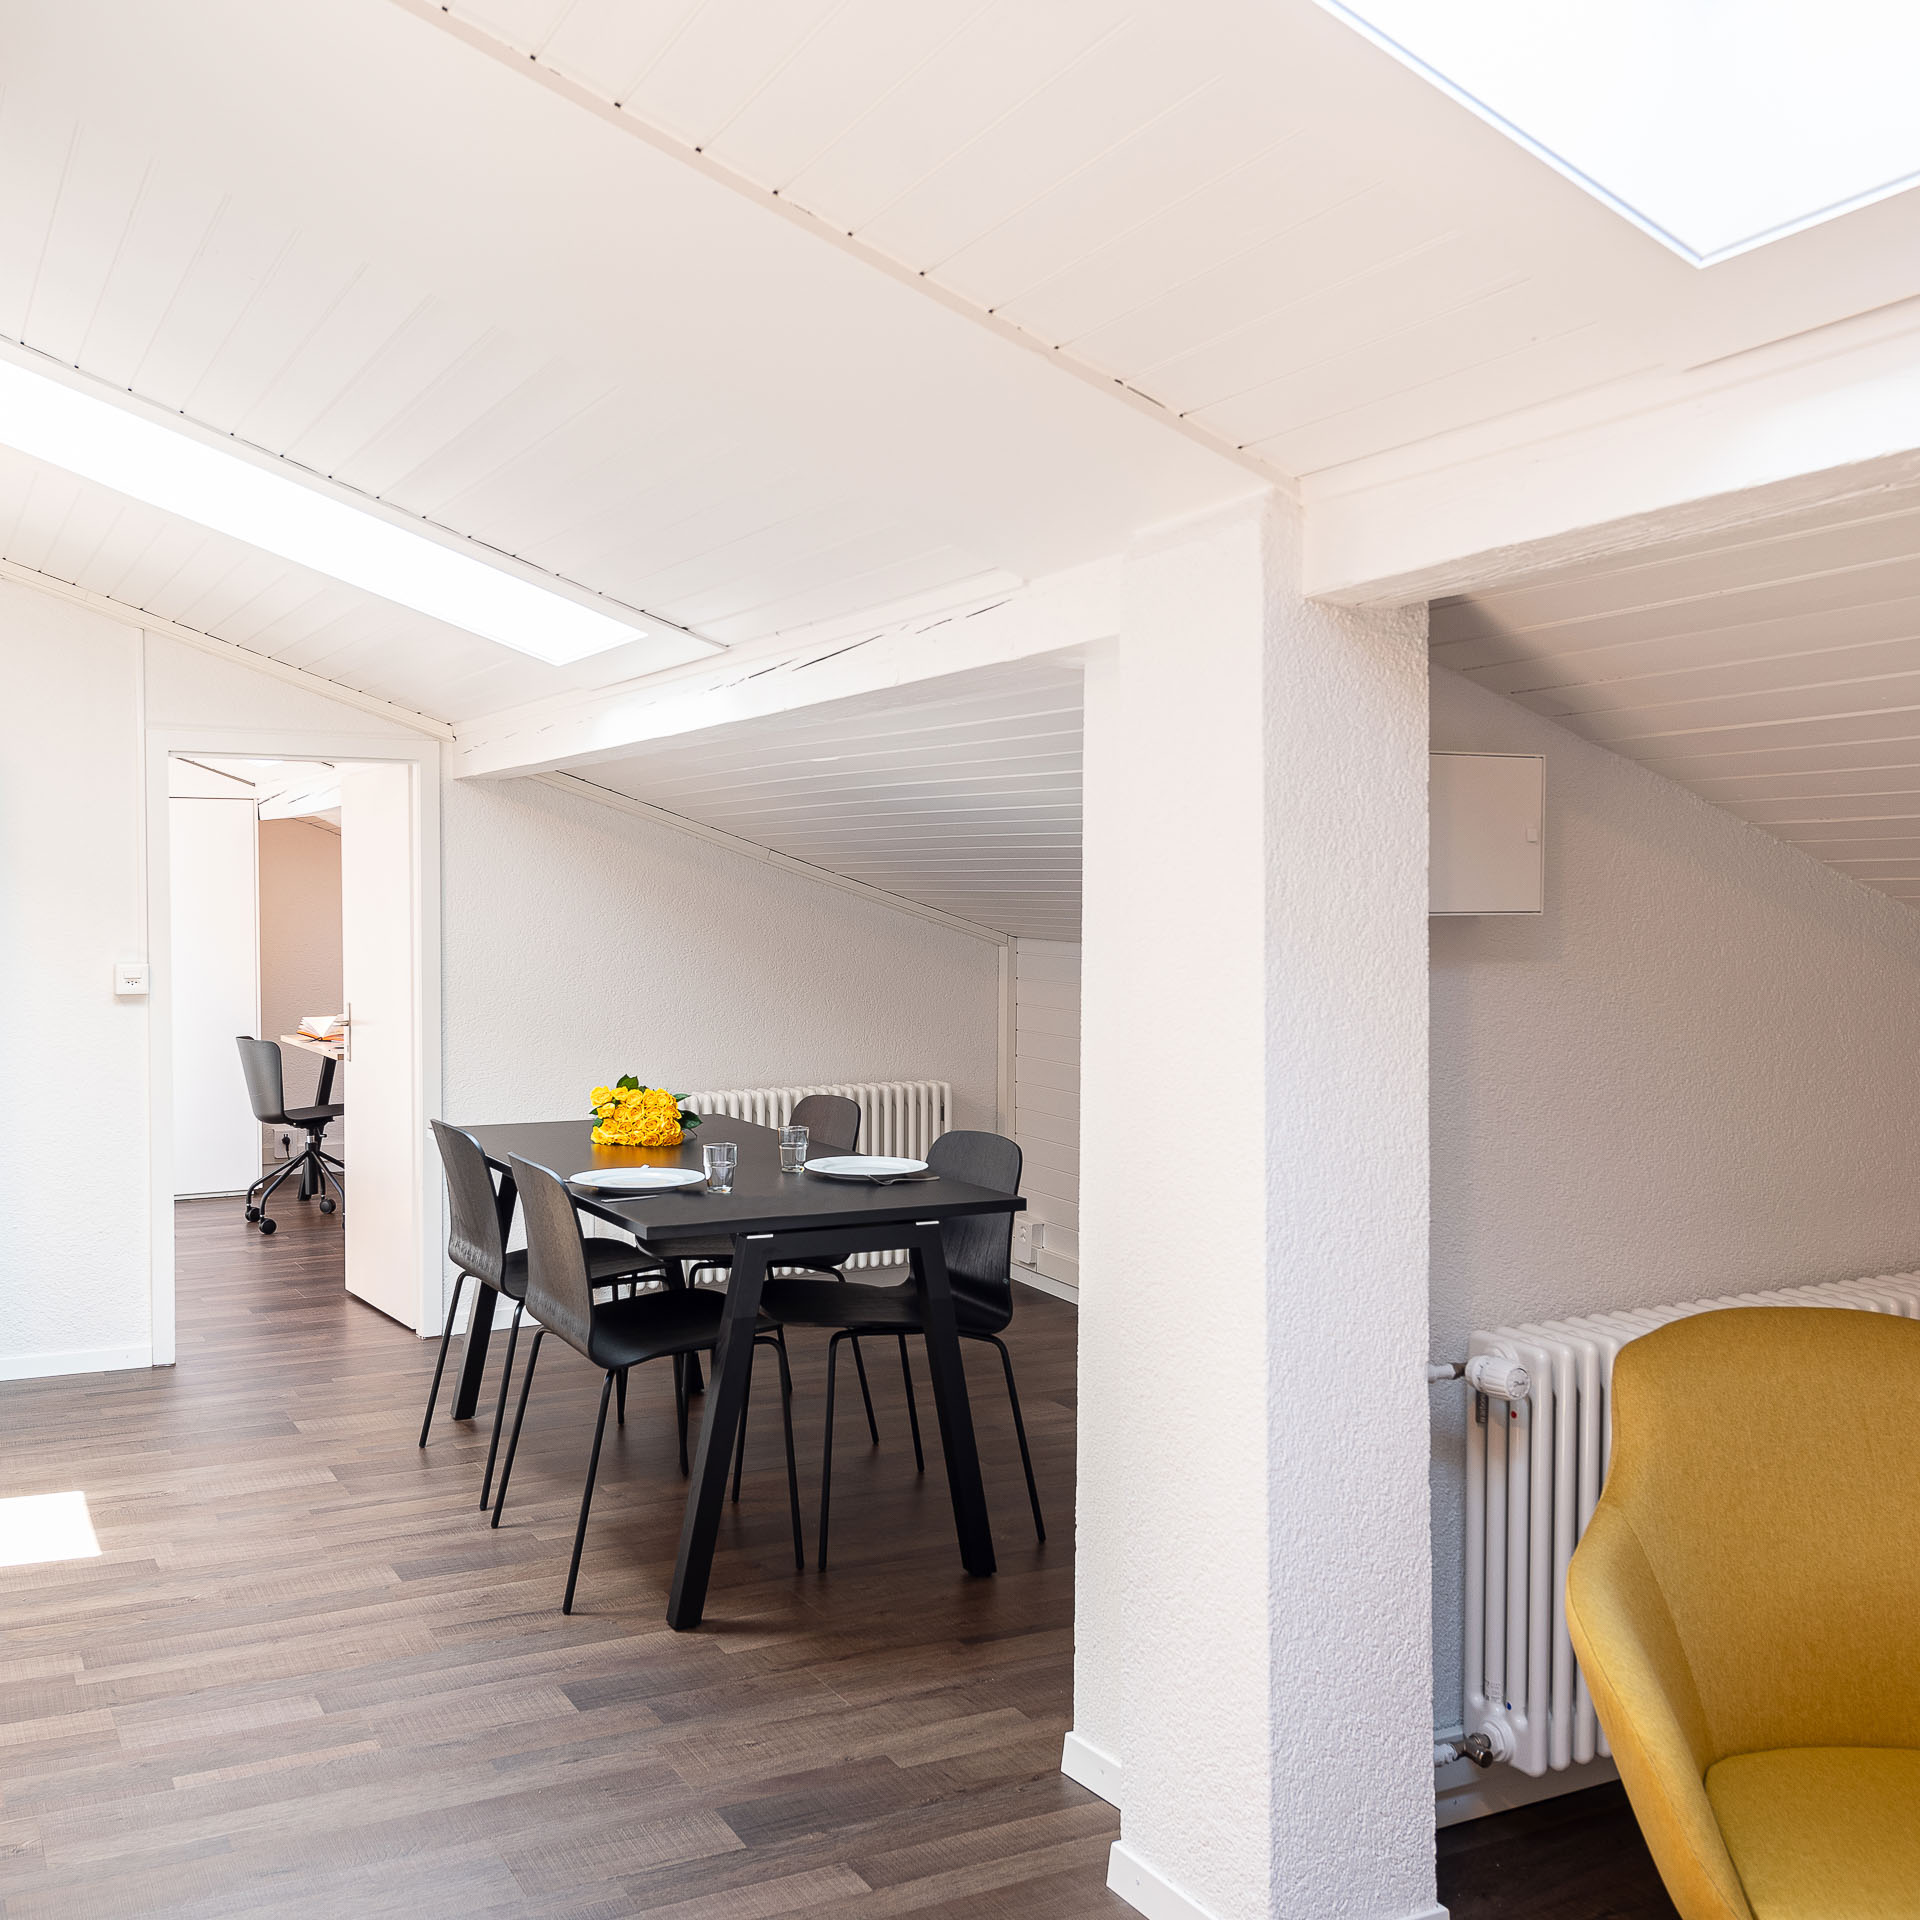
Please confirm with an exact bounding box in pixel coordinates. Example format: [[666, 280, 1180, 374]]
[[1061, 1730, 1122, 1805], [1015, 1261, 1078, 1304], [1435, 1749, 1619, 1826], [1107, 1843, 1447, 1920], [0, 1344, 153, 1383], [1107, 1842, 1220, 1920]]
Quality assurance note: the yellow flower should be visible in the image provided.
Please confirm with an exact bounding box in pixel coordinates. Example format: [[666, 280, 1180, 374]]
[[589, 1087, 614, 1109]]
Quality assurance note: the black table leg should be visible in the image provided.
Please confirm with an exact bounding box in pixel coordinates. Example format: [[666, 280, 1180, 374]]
[[449, 1281, 498, 1420], [907, 1222, 996, 1577], [660, 1258, 704, 1394], [316, 1056, 337, 1104], [666, 1234, 769, 1630]]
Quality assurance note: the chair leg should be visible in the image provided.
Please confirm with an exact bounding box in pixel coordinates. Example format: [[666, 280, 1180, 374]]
[[479, 1303, 524, 1510], [897, 1335, 924, 1474], [489, 1330, 544, 1528], [615, 1367, 628, 1427], [979, 1334, 1044, 1543], [674, 1352, 690, 1477], [762, 1333, 804, 1570], [418, 1272, 467, 1449], [849, 1335, 880, 1444], [731, 1343, 755, 1503], [820, 1332, 855, 1572], [562, 1372, 617, 1615]]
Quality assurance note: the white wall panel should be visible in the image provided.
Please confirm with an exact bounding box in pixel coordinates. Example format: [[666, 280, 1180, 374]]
[[167, 795, 261, 1196]]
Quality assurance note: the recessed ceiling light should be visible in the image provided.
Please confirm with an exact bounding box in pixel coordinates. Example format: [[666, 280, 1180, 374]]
[[0, 352, 657, 664], [1316, 0, 1920, 264]]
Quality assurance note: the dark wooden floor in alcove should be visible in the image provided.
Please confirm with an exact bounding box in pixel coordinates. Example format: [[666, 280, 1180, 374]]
[[0, 1198, 1124, 1918], [1439, 1783, 1681, 1920]]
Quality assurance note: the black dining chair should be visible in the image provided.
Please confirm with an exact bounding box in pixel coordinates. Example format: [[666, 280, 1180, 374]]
[[235, 1036, 344, 1233], [756, 1129, 1043, 1569], [420, 1120, 663, 1510], [491, 1154, 804, 1612], [678, 1093, 888, 1442]]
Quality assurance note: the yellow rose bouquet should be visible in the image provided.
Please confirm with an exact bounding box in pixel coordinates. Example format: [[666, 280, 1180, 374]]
[[587, 1077, 703, 1148]]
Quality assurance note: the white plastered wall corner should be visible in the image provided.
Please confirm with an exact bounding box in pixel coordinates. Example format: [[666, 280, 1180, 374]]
[[1074, 496, 1439, 1920]]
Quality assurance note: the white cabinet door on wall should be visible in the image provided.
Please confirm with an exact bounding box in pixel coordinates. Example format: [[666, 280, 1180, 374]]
[[340, 763, 424, 1330], [170, 797, 260, 1195], [1430, 752, 1545, 915]]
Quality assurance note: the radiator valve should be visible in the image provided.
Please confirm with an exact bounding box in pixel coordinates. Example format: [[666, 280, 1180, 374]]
[[1464, 1354, 1531, 1403]]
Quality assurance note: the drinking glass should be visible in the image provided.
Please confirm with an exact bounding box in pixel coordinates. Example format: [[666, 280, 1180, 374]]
[[779, 1123, 809, 1173], [701, 1140, 737, 1194]]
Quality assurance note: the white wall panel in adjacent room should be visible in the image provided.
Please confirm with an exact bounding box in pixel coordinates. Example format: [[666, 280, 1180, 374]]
[[167, 795, 260, 1196], [1013, 938, 1080, 1288]]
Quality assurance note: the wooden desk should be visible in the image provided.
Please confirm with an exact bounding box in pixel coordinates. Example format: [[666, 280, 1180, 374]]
[[455, 1115, 1023, 1629], [280, 1032, 344, 1104]]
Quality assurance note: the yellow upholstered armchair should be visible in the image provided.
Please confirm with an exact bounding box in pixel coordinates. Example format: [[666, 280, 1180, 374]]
[[1565, 1307, 1920, 1920]]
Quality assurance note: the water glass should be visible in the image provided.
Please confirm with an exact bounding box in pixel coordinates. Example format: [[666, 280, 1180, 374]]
[[701, 1140, 737, 1194], [779, 1123, 809, 1173]]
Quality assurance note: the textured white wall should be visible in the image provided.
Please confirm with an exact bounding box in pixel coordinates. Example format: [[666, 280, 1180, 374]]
[[1079, 498, 1435, 1920], [1430, 665, 1920, 1734], [441, 776, 1001, 1137], [0, 585, 151, 1377]]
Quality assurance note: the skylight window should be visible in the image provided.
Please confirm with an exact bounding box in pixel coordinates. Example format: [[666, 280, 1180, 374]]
[[0, 353, 660, 665], [1315, 0, 1920, 264]]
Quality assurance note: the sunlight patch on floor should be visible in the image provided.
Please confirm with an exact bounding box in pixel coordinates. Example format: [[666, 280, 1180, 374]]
[[0, 1490, 102, 1567]]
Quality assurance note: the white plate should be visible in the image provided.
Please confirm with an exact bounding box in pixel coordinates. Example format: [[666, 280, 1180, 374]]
[[803, 1155, 929, 1180], [568, 1165, 705, 1193]]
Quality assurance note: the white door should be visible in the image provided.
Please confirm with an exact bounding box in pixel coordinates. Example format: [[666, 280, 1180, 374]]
[[340, 763, 423, 1328], [169, 796, 261, 1195]]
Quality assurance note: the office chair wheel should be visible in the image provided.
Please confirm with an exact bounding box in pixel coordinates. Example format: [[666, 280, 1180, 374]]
[[244, 1206, 260, 1222], [258, 1217, 277, 1235], [318, 1197, 336, 1214]]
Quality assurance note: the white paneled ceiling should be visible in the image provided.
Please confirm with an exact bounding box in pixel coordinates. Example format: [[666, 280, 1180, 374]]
[[572, 656, 1084, 941], [424, 0, 1920, 479], [0, 0, 1253, 723], [1432, 485, 1920, 909]]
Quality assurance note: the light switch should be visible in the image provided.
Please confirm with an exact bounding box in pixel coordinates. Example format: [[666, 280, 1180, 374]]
[[114, 958, 150, 996]]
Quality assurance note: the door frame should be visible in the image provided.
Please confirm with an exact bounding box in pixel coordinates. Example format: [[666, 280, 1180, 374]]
[[145, 725, 444, 1364]]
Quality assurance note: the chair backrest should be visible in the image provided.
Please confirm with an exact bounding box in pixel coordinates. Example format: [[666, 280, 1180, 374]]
[[507, 1156, 597, 1360], [1570, 1306, 1920, 1766], [235, 1036, 290, 1125], [790, 1092, 860, 1155], [926, 1129, 1022, 1326], [431, 1120, 511, 1289]]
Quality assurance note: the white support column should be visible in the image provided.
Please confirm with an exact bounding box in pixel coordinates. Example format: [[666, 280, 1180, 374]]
[[1074, 495, 1436, 1920]]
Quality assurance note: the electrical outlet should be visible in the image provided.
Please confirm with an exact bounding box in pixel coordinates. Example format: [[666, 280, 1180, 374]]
[[1013, 1219, 1041, 1265], [113, 958, 149, 996]]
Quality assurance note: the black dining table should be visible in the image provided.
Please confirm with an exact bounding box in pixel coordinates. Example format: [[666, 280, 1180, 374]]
[[447, 1115, 1024, 1629]]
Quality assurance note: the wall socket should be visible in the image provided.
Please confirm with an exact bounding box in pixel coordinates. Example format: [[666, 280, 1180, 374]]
[[1013, 1218, 1044, 1265]]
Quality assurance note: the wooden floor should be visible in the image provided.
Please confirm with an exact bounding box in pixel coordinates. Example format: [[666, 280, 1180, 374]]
[[1438, 1784, 1680, 1920], [0, 1198, 1126, 1918]]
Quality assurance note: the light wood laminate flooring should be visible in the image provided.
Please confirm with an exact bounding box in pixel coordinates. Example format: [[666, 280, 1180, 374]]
[[0, 1198, 1120, 1918]]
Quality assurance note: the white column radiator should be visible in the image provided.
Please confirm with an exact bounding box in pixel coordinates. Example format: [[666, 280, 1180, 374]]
[[679, 1080, 952, 1269], [1462, 1271, 1920, 1776]]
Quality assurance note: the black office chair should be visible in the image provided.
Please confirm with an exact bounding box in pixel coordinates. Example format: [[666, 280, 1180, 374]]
[[235, 1036, 344, 1234], [491, 1154, 804, 1612], [678, 1093, 887, 1442], [757, 1129, 1042, 1569], [420, 1120, 667, 1509]]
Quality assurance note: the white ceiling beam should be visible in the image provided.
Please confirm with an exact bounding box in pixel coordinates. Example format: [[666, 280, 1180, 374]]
[[1304, 302, 1920, 606], [452, 562, 1117, 780]]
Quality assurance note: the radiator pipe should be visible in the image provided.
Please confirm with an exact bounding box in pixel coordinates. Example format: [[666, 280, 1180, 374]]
[[1434, 1732, 1498, 1770]]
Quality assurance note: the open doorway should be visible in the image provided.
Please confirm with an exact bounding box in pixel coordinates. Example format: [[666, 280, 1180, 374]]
[[159, 749, 432, 1337]]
